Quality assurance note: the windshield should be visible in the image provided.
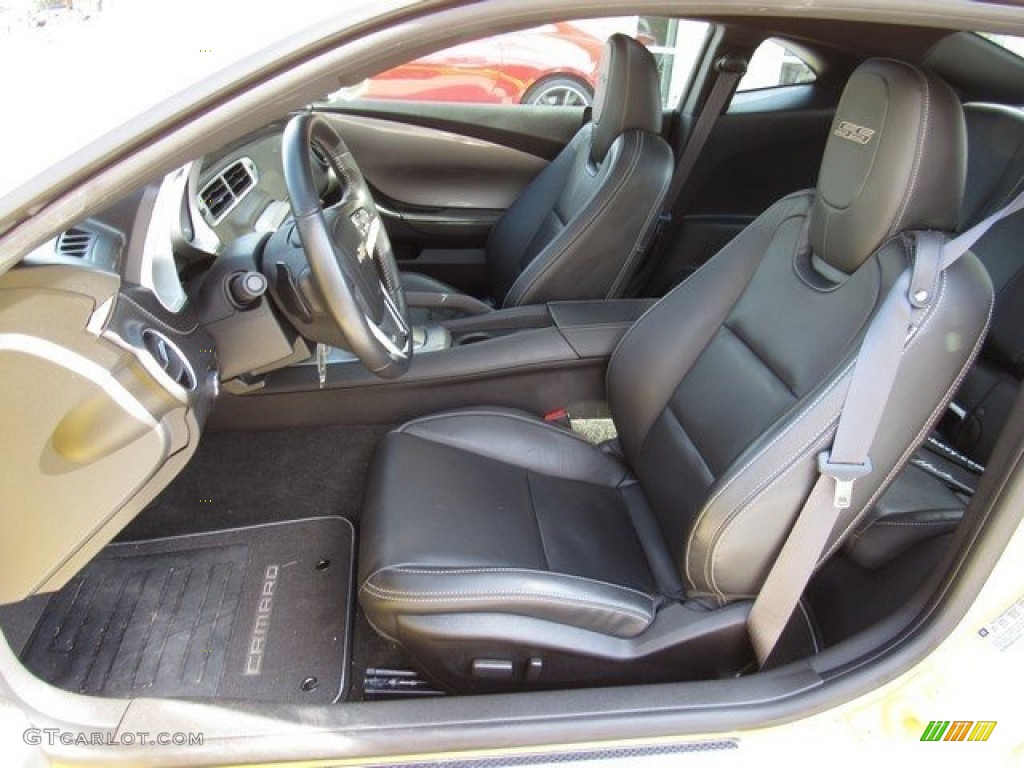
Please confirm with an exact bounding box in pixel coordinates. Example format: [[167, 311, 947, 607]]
[[981, 32, 1024, 58], [0, 0, 374, 200]]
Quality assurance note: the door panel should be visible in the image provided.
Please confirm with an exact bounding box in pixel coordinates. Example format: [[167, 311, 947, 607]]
[[329, 114, 548, 210], [326, 103, 587, 294]]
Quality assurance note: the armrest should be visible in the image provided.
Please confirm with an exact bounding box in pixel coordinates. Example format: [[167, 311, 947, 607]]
[[405, 291, 493, 317], [549, 299, 655, 358]]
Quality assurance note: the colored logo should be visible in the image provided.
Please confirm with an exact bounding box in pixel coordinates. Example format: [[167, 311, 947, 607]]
[[920, 721, 997, 742]]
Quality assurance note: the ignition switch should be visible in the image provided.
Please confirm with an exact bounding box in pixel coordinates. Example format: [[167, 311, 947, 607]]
[[227, 271, 268, 309]]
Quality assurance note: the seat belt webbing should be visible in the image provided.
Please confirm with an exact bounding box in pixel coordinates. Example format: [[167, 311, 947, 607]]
[[748, 186, 1024, 666], [662, 54, 748, 213], [627, 55, 747, 294]]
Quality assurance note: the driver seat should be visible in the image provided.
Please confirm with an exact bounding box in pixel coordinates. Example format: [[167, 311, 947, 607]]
[[400, 33, 673, 319], [359, 59, 993, 691]]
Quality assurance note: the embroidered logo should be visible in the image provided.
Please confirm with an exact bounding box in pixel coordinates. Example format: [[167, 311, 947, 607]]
[[833, 121, 877, 145]]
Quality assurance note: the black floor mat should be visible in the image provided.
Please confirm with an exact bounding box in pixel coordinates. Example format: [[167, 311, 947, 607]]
[[20, 517, 353, 704], [118, 425, 390, 541]]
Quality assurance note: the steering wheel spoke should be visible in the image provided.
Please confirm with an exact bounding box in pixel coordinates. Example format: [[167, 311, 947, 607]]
[[278, 113, 412, 378]]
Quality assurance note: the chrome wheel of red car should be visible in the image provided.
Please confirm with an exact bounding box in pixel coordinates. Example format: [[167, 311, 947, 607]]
[[522, 75, 594, 106]]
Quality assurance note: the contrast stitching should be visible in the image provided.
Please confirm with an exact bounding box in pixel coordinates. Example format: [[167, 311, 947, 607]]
[[510, 131, 644, 307], [706, 425, 836, 601], [399, 408, 594, 447], [821, 272, 993, 562], [374, 566, 655, 601], [708, 245, 953, 594], [360, 584, 653, 625], [871, 520, 961, 527], [844, 511, 962, 550], [723, 267, 939, 582], [608, 192, 813, 401], [798, 599, 820, 654], [698, 361, 854, 518], [683, 361, 852, 587], [607, 135, 674, 298], [890, 62, 931, 235]]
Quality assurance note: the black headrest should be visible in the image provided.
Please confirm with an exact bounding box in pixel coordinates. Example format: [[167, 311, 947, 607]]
[[590, 34, 662, 163], [811, 59, 966, 274], [961, 103, 1024, 229]]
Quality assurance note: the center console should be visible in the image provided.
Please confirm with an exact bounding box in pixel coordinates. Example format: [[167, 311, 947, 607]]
[[208, 298, 653, 429]]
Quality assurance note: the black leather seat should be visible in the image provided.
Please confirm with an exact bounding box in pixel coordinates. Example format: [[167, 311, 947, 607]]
[[401, 33, 672, 320], [360, 59, 993, 691], [844, 102, 1024, 569]]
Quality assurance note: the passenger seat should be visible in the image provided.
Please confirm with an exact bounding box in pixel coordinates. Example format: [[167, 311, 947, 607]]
[[844, 103, 1024, 569]]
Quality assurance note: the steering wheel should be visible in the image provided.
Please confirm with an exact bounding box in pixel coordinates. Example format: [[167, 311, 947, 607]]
[[279, 113, 411, 379]]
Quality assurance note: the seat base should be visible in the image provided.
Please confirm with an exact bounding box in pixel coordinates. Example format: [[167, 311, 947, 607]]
[[391, 603, 755, 694]]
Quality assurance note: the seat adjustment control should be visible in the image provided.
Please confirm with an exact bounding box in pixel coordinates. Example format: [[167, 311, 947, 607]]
[[471, 659, 514, 679]]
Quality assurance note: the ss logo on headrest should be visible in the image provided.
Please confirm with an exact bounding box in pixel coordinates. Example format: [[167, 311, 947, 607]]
[[834, 121, 876, 145]]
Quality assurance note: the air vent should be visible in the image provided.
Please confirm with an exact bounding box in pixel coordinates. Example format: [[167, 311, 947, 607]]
[[200, 177, 232, 220], [142, 329, 196, 391], [55, 228, 94, 258], [198, 157, 258, 224]]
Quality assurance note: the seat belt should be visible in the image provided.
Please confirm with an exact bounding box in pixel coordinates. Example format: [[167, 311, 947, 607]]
[[748, 187, 1024, 666], [627, 54, 747, 294], [662, 54, 748, 218]]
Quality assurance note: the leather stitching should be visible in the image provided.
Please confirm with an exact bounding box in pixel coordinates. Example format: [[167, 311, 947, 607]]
[[710, 262, 941, 595], [798, 598, 820, 654], [683, 359, 853, 588], [889, 62, 931, 237], [360, 583, 653, 625], [525, 474, 551, 570], [704, 236, 966, 598], [509, 131, 645, 307], [395, 410, 629, 485], [364, 566, 656, 602], [721, 322, 799, 398], [399, 408, 594, 448], [620, 193, 815, 470], [869, 520, 961, 527], [706, 424, 836, 601], [607, 136, 673, 298], [822, 271, 994, 563]]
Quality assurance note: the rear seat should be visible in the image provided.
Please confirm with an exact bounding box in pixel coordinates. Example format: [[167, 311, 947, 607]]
[[844, 102, 1024, 569]]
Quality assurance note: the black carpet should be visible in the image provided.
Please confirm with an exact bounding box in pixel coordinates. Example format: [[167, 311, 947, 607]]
[[21, 517, 354, 704], [118, 424, 391, 541]]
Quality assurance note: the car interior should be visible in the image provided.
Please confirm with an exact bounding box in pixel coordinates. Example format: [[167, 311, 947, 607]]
[[1, 2, 1023, 740]]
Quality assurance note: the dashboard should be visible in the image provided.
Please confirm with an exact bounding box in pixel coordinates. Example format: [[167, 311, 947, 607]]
[[0, 120, 331, 603]]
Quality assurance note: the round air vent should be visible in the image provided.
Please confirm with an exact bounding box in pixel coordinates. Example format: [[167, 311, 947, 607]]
[[141, 329, 197, 392]]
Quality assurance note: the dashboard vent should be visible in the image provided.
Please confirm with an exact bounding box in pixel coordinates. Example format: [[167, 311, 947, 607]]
[[198, 157, 258, 224], [142, 329, 196, 391], [55, 228, 94, 258]]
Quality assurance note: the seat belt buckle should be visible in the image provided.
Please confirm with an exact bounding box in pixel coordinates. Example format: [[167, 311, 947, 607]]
[[543, 408, 571, 428], [817, 452, 873, 509]]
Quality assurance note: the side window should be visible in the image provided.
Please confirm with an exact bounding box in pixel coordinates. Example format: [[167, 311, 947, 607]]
[[737, 40, 816, 92], [340, 17, 710, 109]]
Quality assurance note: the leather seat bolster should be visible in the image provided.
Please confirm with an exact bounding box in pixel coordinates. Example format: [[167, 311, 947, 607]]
[[397, 408, 630, 487], [361, 566, 656, 640], [687, 247, 992, 602], [503, 130, 673, 308]]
